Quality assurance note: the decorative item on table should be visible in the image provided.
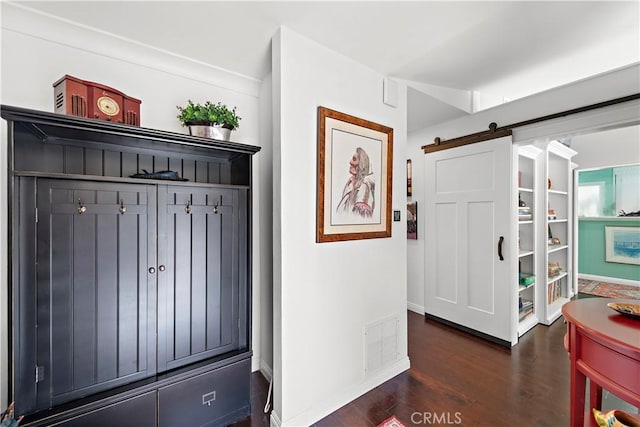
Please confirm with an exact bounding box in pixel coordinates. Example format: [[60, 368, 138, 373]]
[[548, 262, 561, 277], [607, 302, 640, 319], [176, 100, 241, 141], [548, 209, 556, 220], [53, 75, 141, 126], [593, 408, 640, 427], [129, 170, 188, 181]]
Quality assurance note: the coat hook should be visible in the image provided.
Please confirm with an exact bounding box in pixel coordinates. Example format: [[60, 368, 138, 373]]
[[77, 198, 87, 215], [185, 201, 192, 214], [119, 199, 126, 215]]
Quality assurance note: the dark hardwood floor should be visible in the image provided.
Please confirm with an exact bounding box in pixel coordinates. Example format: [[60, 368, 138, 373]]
[[234, 310, 571, 426]]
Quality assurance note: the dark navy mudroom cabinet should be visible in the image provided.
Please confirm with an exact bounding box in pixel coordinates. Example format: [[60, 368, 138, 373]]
[[2, 105, 259, 426]]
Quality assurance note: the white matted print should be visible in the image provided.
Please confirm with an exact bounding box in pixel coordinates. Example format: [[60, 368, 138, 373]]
[[605, 226, 640, 265], [316, 106, 393, 243]]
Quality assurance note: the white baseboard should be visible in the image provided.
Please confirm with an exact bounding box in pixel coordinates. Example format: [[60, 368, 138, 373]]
[[279, 357, 410, 427], [270, 410, 283, 427], [260, 361, 273, 383], [407, 301, 424, 314], [579, 273, 640, 288]]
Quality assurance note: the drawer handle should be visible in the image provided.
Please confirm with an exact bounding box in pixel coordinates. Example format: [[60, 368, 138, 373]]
[[202, 390, 216, 406]]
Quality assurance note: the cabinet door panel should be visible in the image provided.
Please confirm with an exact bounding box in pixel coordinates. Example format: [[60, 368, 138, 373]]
[[36, 179, 156, 410], [158, 186, 243, 371]]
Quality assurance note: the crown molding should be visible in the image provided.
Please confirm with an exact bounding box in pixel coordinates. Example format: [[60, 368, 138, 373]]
[[2, 2, 261, 98]]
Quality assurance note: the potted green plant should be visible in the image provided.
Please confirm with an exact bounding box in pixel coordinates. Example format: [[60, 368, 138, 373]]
[[176, 100, 241, 141]]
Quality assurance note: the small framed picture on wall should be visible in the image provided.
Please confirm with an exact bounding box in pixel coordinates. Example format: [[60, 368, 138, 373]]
[[407, 201, 417, 240]]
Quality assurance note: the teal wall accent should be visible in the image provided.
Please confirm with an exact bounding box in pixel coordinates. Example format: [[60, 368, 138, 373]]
[[578, 165, 639, 216], [578, 219, 640, 281], [578, 168, 615, 216]]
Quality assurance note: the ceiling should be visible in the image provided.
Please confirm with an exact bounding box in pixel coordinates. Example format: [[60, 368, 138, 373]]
[[12, 1, 640, 132]]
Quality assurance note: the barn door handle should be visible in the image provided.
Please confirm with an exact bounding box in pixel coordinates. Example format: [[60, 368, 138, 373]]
[[77, 199, 87, 215], [119, 199, 126, 215], [498, 236, 504, 261]]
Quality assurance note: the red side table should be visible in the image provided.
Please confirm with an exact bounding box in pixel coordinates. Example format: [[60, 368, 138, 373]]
[[562, 298, 640, 427]]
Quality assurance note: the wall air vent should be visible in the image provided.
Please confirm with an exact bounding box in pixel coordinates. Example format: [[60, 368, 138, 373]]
[[365, 316, 399, 375]]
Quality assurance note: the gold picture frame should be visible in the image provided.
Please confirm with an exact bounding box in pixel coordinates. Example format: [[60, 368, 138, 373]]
[[316, 106, 393, 243]]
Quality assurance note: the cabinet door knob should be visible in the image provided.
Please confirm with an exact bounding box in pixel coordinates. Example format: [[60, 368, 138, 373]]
[[148, 267, 156, 274], [159, 265, 166, 272]]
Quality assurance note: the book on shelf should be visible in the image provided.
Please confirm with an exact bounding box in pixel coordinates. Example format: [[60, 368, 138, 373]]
[[519, 273, 535, 287], [547, 279, 563, 304], [518, 206, 532, 220], [519, 297, 534, 320]]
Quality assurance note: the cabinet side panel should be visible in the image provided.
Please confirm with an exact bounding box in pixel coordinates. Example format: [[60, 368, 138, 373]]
[[14, 177, 37, 416]]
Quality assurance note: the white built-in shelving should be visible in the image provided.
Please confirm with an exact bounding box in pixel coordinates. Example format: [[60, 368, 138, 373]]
[[539, 141, 577, 325], [515, 145, 542, 337]]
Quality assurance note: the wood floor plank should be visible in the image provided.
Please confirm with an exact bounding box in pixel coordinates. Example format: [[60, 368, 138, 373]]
[[232, 310, 571, 426]]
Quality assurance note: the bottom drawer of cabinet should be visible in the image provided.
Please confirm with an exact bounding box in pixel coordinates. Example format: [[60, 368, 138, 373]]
[[158, 359, 251, 427], [56, 391, 156, 427]]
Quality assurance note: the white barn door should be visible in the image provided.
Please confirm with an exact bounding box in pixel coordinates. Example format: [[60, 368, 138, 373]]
[[424, 136, 514, 345]]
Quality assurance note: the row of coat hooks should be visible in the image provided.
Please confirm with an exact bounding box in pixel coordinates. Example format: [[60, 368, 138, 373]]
[[76, 199, 220, 215], [77, 198, 128, 215], [185, 201, 219, 214]]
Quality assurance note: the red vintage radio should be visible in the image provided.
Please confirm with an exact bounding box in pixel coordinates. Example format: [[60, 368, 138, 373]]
[[53, 75, 142, 126]]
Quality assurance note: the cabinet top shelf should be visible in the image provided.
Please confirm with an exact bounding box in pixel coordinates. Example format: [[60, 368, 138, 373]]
[[1, 104, 261, 157], [548, 189, 568, 195]]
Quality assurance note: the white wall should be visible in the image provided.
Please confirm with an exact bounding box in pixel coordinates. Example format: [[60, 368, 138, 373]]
[[272, 27, 409, 426], [406, 65, 640, 313], [258, 73, 274, 379], [0, 3, 265, 410]]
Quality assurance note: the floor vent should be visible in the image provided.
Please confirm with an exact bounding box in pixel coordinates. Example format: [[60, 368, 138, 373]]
[[365, 316, 399, 375]]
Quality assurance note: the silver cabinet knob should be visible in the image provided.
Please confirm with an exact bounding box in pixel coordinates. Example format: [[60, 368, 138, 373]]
[[159, 265, 166, 272], [148, 267, 156, 274]]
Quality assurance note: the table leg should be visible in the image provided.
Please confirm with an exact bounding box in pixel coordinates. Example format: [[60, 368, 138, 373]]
[[589, 381, 603, 427], [571, 365, 587, 427]]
